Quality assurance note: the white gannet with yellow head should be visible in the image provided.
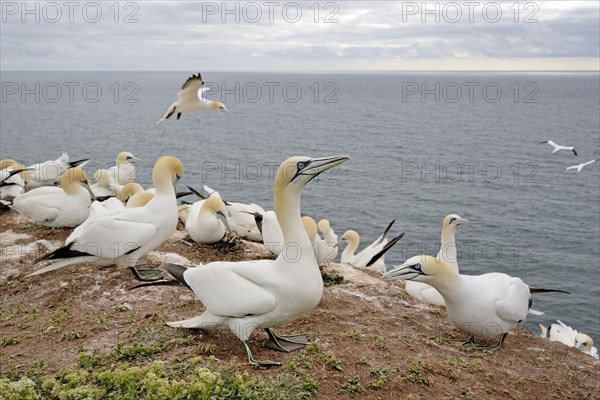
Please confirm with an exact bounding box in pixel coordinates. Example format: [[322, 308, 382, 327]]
[[28, 156, 184, 280], [10, 167, 94, 227], [155, 73, 229, 126], [91, 169, 117, 198], [108, 151, 143, 185], [302, 215, 325, 265], [318, 219, 338, 264], [405, 214, 468, 306], [25, 153, 89, 189], [1, 159, 29, 204], [339, 220, 404, 273], [149, 155, 349, 366], [185, 197, 231, 244], [539, 320, 598, 359], [383, 255, 569, 350]]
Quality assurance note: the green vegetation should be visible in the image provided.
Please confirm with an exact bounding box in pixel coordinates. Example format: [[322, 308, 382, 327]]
[[399, 361, 431, 386], [321, 269, 347, 286], [0, 351, 319, 400], [341, 375, 362, 393]]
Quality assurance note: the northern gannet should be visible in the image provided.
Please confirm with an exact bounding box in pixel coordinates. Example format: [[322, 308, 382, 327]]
[[318, 219, 338, 264], [383, 255, 569, 350], [260, 210, 284, 255], [185, 197, 231, 244], [565, 159, 597, 173], [405, 214, 468, 306], [91, 169, 116, 198], [145, 155, 350, 366], [107, 152, 143, 185], [26, 153, 89, 189], [28, 156, 184, 281], [155, 73, 229, 126], [339, 221, 404, 273], [538, 140, 578, 156], [539, 320, 598, 359], [302, 215, 326, 265], [10, 167, 94, 227], [201, 184, 265, 242], [0, 160, 28, 204]]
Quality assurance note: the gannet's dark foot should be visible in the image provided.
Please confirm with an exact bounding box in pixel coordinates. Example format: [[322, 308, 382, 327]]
[[449, 335, 476, 346], [263, 328, 309, 352], [129, 266, 164, 282], [243, 341, 282, 367], [473, 332, 507, 352]]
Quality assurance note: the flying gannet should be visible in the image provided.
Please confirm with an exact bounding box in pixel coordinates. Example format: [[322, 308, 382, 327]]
[[107, 152, 143, 185], [383, 255, 569, 350], [538, 140, 578, 156], [137, 155, 350, 366], [10, 167, 94, 227], [565, 159, 597, 173], [185, 197, 231, 244], [28, 156, 184, 281], [26, 153, 89, 189], [155, 73, 229, 125], [539, 320, 598, 359], [405, 214, 468, 306]]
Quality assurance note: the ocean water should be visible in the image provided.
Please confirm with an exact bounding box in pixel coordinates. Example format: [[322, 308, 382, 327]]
[[1, 71, 599, 343]]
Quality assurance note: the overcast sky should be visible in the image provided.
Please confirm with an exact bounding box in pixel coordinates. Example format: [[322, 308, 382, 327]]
[[1, 1, 598, 71]]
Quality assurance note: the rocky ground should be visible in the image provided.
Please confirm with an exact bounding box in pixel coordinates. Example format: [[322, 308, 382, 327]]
[[1, 210, 599, 399]]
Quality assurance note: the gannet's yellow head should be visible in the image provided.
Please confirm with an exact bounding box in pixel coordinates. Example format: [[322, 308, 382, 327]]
[[93, 169, 111, 186], [119, 182, 145, 201], [574, 333, 594, 353], [443, 214, 468, 229], [152, 156, 184, 191], [341, 229, 359, 245], [302, 216, 318, 241], [116, 151, 143, 165], [61, 167, 95, 200], [210, 101, 229, 113], [0, 159, 30, 182], [126, 191, 154, 208], [382, 255, 455, 282], [202, 197, 231, 232], [318, 219, 330, 234], [274, 155, 350, 199]]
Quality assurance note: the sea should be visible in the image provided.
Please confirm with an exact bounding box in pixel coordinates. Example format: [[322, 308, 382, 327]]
[[1, 71, 599, 344]]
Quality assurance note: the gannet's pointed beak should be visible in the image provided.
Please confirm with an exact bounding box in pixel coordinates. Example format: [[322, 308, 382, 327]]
[[216, 210, 231, 232], [455, 217, 468, 225], [295, 155, 350, 183], [382, 263, 424, 282], [131, 156, 144, 163], [82, 181, 96, 201]]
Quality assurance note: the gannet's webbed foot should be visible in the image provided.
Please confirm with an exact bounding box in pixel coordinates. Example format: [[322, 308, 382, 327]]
[[129, 266, 164, 282], [474, 332, 508, 352], [243, 341, 282, 367], [263, 328, 309, 352], [449, 335, 476, 346]]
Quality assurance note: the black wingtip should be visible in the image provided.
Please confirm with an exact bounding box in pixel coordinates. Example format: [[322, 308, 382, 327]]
[[366, 232, 405, 267], [381, 219, 395, 239], [33, 242, 91, 265], [529, 288, 570, 295], [69, 158, 90, 168], [186, 185, 206, 200], [162, 263, 192, 290], [176, 191, 193, 199]]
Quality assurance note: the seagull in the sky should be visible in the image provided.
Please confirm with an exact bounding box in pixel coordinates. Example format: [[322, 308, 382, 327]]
[[155, 73, 228, 126], [538, 140, 578, 156]]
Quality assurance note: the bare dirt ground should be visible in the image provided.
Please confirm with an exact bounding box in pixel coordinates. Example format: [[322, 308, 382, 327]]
[[1, 210, 599, 399]]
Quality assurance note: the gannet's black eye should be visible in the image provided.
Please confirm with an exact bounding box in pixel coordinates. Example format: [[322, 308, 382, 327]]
[[297, 161, 308, 170], [412, 263, 422, 271], [450, 217, 456, 224]]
